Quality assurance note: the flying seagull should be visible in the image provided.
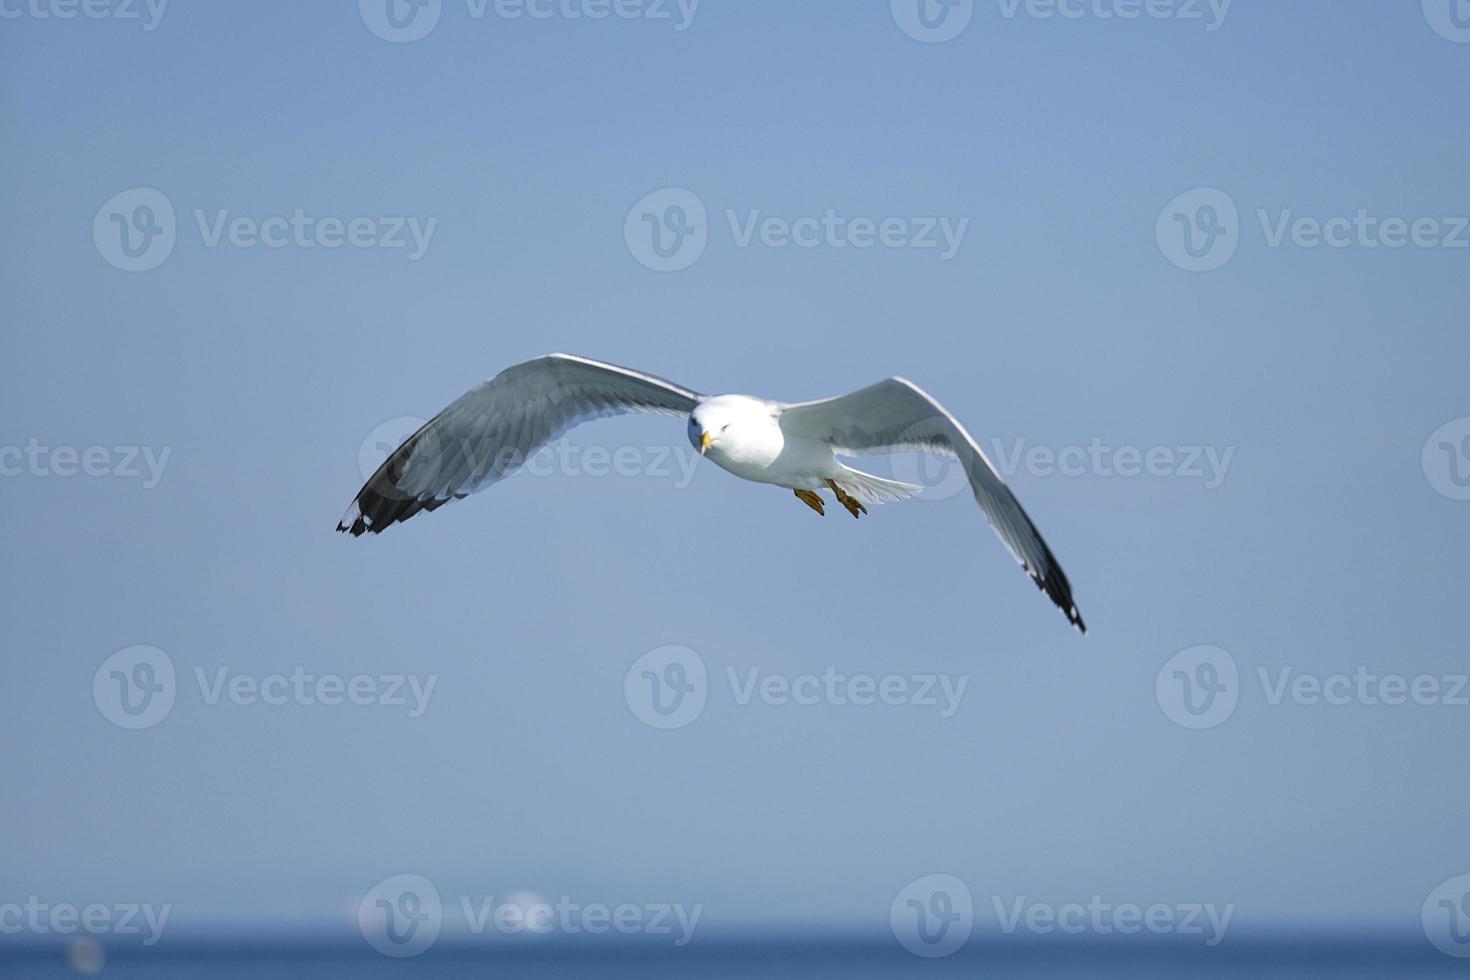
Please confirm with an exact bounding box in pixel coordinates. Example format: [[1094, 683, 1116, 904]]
[[338, 353, 1085, 632]]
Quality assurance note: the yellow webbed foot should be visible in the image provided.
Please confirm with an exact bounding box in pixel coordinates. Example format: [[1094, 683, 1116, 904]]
[[825, 479, 868, 519], [793, 489, 826, 516]]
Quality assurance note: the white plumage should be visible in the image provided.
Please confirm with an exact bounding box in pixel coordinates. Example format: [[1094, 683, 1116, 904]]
[[339, 353, 1085, 632]]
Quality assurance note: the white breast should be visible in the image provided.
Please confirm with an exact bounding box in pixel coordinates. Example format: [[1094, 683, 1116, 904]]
[[709, 413, 833, 488]]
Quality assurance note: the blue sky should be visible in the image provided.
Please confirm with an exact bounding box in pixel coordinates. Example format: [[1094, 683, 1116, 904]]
[[2, 0, 1469, 952]]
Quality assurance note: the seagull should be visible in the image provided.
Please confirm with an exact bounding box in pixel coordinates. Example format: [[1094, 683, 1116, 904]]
[[339, 353, 1086, 632]]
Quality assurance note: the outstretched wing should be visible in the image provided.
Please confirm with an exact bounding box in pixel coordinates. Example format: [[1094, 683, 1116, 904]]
[[339, 353, 701, 536], [780, 378, 1086, 633]]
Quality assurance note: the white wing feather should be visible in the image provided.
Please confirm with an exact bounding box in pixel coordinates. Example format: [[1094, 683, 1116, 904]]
[[780, 378, 1085, 632], [338, 353, 700, 536]]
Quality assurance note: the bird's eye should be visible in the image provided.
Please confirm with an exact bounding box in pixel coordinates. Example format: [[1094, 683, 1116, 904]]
[[721, 424, 730, 432]]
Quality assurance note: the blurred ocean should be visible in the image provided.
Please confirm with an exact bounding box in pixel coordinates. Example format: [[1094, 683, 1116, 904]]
[[2, 937, 1463, 979]]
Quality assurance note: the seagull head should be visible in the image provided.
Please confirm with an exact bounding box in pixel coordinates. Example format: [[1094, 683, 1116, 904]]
[[687, 408, 722, 456], [688, 396, 774, 457]]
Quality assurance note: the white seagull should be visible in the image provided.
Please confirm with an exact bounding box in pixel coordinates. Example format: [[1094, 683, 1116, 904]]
[[339, 353, 1086, 632]]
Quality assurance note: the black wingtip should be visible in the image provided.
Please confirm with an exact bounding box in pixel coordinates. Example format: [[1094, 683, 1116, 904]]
[[336, 491, 463, 539], [1050, 578, 1085, 634], [1033, 575, 1086, 634], [335, 516, 373, 537], [336, 415, 471, 538], [1025, 544, 1086, 635]]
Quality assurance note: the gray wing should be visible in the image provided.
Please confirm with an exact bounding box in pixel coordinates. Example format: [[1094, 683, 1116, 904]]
[[338, 353, 701, 536], [780, 378, 1085, 633]]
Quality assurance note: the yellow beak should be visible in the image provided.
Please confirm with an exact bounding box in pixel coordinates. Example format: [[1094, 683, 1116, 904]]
[[700, 431, 713, 455]]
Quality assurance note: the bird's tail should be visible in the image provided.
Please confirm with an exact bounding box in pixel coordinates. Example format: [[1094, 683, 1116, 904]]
[[834, 465, 922, 505]]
